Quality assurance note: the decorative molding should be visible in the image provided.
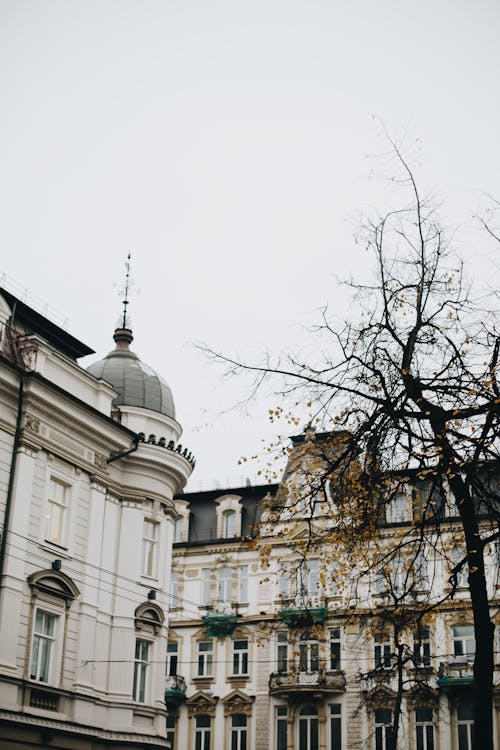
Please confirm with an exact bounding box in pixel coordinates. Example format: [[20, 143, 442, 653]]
[[25, 414, 40, 433], [221, 689, 255, 717], [0, 710, 167, 744], [93, 452, 108, 470], [186, 691, 218, 718]]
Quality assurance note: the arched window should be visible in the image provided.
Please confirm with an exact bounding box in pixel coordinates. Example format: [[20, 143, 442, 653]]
[[222, 510, 236, 538], [27, 569, 79, 687]]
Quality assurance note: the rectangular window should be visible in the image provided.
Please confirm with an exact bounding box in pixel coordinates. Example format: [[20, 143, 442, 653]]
[[330, 628, 341, 670], [217, 567, 232, 603], [45, 478, 68, 546], [457, 706, 473, 750], [202, 568, 211, 605], [166, 714, 176, 749], [239, 565, 248, 602], [278, 566, 291, 599], [299, 639, 319, 672], [374, 633, 391, 669], [277, 631, 288, 673], [174, 517, 184, 543], [232, 639, 249, 676], [298, 560, 320, 602], [453, 625, 475, 662], [133, 639, 150, 703], [276, 706, 288, 750], [170, 570, 179, 609], [195, 715, 211, 750], [414, 549, 428, 592], [197, 640, 213, 677], [230, 713, 247, 750], [330, 704, 341, 750], [142, 519, 158, 577], [166, 641, 178, 677], [390, 493, 409, 522], [413, 627, 431, 667], [30, 609, 57, 683], [375, 709, 393, 750], [415, 708, 434, 750]]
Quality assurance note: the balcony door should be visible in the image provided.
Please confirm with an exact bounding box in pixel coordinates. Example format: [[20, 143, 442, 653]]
[[298, 704, 319, 750]]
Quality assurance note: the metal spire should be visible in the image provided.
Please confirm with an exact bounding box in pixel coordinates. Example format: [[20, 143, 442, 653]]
[[120, 253, 132, 330]]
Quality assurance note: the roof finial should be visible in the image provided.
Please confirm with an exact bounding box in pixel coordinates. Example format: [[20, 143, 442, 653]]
[[121, 252, 132, 329], [114, 252, 134, 349]]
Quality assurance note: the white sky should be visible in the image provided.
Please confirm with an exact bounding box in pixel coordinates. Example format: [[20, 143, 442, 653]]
[[1, 1, 499, 489]]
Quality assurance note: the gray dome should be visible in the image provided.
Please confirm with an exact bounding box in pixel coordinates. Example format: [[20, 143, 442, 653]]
[[87, 329, 175, 419]]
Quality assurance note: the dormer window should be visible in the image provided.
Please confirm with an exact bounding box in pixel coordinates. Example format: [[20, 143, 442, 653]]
[[222, 510, 236, 538], [173, 499, 190, 544], [215, 495, 242, 539]]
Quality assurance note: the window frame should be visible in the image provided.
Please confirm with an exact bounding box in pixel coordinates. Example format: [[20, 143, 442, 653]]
[[457, 706, 473, 750], [277, 631, 288, 673], [415, 707, 434, 750], [222, 509, 237, 538], [142, 518, 159, 578], [230, 713, 247, 750], [275, 705, 288, 750], [374, 632, 392, 670], [453, 625, 475, 663], [197, 639, 214, 677], [195, 714, 211, 750], [374, 709, 394, 750], [132, 638, 151, 703], [166, 641, 178, 677], [298, 638, 320, 673], [217, 567, 232, 604], [30, 607, 59, 684], [330, 627, 341, 670], [232, 638, 249, 676], [44, 476, 70, 548], [329, 704, 342, 750], [413, 626, 431, 668]]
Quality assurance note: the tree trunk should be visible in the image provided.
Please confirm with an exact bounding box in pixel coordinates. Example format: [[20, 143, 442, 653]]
[[447, 472, 495, 750]]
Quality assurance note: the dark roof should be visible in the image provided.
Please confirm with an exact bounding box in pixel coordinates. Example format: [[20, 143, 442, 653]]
[[87, 330, 175, 419], [0, 287, 94, 360], [175, 483, 278, 545]]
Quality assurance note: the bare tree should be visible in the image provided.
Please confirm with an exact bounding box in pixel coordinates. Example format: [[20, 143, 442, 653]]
[[204, 143, 500, 749]]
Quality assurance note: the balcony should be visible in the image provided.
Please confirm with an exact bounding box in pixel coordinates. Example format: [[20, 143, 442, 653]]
[[165, 675, 187, 708], [437, 660, 474, 692], [279, 606, 329, 629], [269, 669, 346, 697], [202, 601, 238, 638]]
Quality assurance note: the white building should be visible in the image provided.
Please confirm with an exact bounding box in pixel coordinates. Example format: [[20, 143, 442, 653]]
[[0, 286, 193, 749], [168, 432, 500, 750]]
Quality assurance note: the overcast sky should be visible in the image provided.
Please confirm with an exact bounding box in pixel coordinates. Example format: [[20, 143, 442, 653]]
[[1, 1, 499, 489]]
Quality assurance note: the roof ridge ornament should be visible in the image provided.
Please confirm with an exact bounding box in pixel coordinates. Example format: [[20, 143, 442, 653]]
[[114, 252, 134, 348]]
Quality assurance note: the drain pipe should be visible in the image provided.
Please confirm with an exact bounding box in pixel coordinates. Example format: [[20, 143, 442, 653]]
[[0, 372, 24, 600], [107, 435, 140, 464]]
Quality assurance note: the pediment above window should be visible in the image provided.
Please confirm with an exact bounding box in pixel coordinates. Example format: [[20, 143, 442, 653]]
[[221, 689, 254, 716], [186, 690, 218, 717], [135, 601, 165, 634], [28, 569, 79, 601]]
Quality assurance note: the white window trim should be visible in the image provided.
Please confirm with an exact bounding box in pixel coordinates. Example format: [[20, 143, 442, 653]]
[[142, 518, 159, 579], [133, 637, 151, 703], [214, 494, 242, 539], [29, 602, 63, 686], [41, 466, 76, 551], [196, 639, 214, 677]]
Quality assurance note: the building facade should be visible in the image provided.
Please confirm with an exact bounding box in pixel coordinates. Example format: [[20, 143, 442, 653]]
[[168, 433, 500, 750], [0, 287, 193, 749]]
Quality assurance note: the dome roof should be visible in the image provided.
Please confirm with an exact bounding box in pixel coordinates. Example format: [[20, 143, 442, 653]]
[[87, 329, 175, 419]]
